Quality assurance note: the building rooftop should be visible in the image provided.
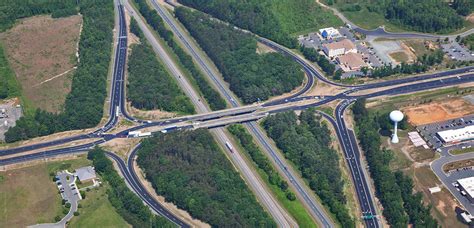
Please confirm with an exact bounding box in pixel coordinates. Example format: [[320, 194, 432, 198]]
[[437, 125, 474, 143], [323, 39, 356, 51], [337, 52, 366, 71], [458, 177, 474, 199], [75, 166, 96, 182]]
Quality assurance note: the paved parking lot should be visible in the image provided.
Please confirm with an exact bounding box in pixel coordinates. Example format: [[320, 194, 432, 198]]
[[442, 42, 474, 62], [417, 114, 474, 149], [444, 168, 474, 215], [0, 102, 22, 141]]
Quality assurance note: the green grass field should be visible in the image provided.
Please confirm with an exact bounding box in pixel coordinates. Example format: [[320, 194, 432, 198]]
[[0, 162, 63, 227], [451, 147, 474, 155], [68, 183, 129, 228]]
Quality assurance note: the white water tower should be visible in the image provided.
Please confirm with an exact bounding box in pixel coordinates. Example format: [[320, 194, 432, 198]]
[[389, 110, 404, 144]]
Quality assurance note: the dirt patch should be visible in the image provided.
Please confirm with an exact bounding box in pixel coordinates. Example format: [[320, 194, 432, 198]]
[[467, 13, 474, 24], [0, 15, 82, 113], [101, 138, 141, 161], [126, 102, 177, 120], [304, 80, 346, 97], [411, 166, 465, 228], [403, 98, 474, 126], [256, 41, 276, 54]]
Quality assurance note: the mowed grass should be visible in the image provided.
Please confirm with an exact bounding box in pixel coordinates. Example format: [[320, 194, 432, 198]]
[[68, 182, 129, 228], [0, 162, 63, 227], [389, 51, 410, 63], [451, 147, 474, 155]]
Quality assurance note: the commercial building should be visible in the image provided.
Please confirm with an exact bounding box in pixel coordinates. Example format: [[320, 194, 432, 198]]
[[318, 27, 341, 40], [436, 125, 474, 144], [75, 166, 96, 182], [458, 177, 474, 203], [322, 39, 357, 58], [336, 52, 367, 72]]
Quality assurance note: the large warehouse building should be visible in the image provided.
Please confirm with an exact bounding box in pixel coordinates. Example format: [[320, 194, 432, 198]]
[[458, 177, 474, 203], [436, 125, 474, 144]]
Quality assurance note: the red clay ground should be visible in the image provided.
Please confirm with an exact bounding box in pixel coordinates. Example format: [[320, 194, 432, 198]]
[[0, 15, 82, 113], [403, 98, 474, 126]]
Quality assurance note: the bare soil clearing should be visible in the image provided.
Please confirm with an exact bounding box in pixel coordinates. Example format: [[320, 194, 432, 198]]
[[403, 98, 474, 125], [0, 15, 82, 113]]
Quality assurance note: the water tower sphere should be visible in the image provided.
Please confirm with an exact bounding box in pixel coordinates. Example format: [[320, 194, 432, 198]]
[[389, 110, 404, 122]]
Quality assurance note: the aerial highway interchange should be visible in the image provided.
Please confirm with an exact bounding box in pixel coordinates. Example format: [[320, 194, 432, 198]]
[[1, 0, 474, 227]]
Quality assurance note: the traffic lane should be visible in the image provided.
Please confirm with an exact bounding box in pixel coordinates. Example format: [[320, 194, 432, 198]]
[[358, 73, 474, 99], [0, 140, 103, 166], [151, 0, 240, 107], [246, 122, 334, 228], [334, 102, 378, 227], [106, 150, 190, 228]]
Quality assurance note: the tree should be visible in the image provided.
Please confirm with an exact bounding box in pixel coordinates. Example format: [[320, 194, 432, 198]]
[[175, 7, 304, 104], [334, 69, 343, 80]]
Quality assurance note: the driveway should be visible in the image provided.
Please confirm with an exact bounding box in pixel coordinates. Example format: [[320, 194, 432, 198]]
[[28, 171, 80, 228]]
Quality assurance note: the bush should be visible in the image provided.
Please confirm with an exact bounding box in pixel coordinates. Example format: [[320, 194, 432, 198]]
[[65, 203, 71, 208], [80, 191, 86, 199], [74, 211, 80, 216], [286, 191, 296, 201], [54, 215, 62, 222]]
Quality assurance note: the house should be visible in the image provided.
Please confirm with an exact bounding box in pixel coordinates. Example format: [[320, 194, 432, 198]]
[[337, 52, 367, 72], [75, 166, 96, 182], [318, 27, 341, 40], [322, 39, 357, 58]]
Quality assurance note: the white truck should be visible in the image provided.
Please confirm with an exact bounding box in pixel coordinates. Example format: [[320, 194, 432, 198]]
[[128, 131, 152, 138], [225, 141, 234, 153]]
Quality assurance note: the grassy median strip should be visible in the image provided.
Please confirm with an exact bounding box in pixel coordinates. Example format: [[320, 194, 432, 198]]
[[228, 124, 316, 228]]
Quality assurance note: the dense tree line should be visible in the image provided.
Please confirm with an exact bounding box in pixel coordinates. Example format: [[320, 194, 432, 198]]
[[228, 124, 296, 201], [0, 45, 21, 99], [5, 0, 114, 142], [262, 109, 354, 227], [300, 46, 336, 77], [451, 0, 473, 16], [133, 0, 226, 110], [384, 0, 464, 33], [461, 34, 474, 51], [333, 0, 466, 33], [177, 0, 343, 48], [128, 23, 194, 114], [87, 147, 175, 228], [176, 8, 304, 104], [0, 0, 78, 32], [136, 129, 275, 227], [352, 99, 438, 227]]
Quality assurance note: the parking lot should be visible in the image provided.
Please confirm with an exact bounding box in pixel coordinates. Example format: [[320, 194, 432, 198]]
[[0, 101, 23, 141], [418, 114, 474, 149], [298, 27, 384, 78], [442, 41, 474, 62], [445, 169, 474, 215]]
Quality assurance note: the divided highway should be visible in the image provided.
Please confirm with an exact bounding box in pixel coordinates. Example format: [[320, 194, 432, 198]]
[[2, 1, 474, 227]]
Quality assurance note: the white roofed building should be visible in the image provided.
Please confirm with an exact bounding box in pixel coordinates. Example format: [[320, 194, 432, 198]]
[[458, 177, 474, 203], [318, 27, 341, 40], [436, 125, 474, 145], [75, 166, 97, 182]]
